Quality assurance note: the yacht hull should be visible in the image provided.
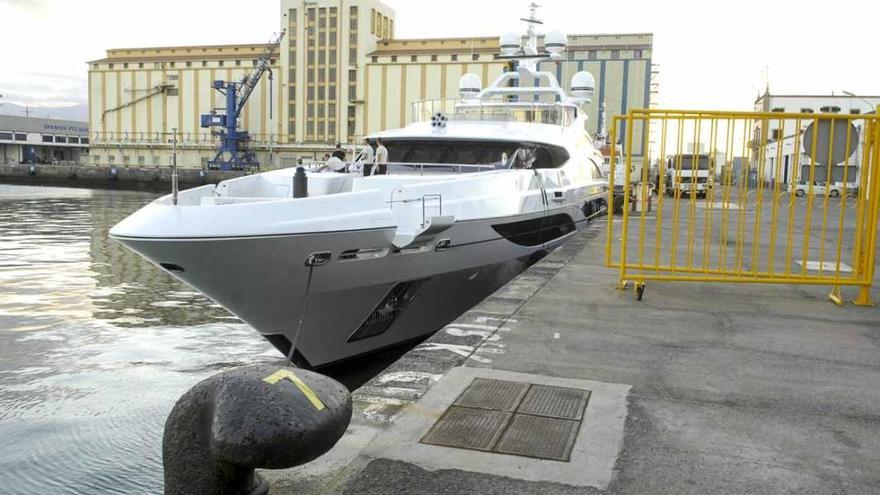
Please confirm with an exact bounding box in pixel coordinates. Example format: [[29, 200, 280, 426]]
[[114, 204, 594, 368]]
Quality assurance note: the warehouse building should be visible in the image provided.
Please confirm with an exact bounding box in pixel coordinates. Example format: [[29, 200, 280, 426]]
[[87, 0, 653, 169], [0, 115, 89, 165]]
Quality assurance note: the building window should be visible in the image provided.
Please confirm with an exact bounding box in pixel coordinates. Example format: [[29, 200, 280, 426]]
[[371, 56, 378, 63], [202, 61, 207, 67], [108, 155, 115, 164], [81, 137, 89, 144], [431, 54, 438, 62], [54, 136, 67, 143], [108, 63, 114, 69], [218, 60, 224, 67], [771, 129, 781, 140], [170, 62, 175, 67], [588, 50, 597, 60], [771, 107, 785, 112], [123, 63, 128, 69], [186, 61, 192, 67], [634, 49, 643, 58], [411, 55, 418, 62], [166, 87, 179, 96], [14, 133, 26, 141], [850, 108, 862, 115], [42, 135, 53, 143], [451, 54, 458, 61], [138, 156, 145, 165], [800, 108, 814, 113], [611, 50, 619, 59], [0, 132, 12, 140], [472, 54, 479, 61], [390, 55, 397, 62], [235, 60, 241, 66]]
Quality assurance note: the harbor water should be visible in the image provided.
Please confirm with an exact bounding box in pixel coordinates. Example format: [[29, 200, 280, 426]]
[[0, 183, 524, 494]]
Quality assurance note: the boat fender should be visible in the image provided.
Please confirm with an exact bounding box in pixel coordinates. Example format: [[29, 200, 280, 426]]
[[28, 165, 36, 177], [293, 166, 308, 198], [163, 364, 351, 495]]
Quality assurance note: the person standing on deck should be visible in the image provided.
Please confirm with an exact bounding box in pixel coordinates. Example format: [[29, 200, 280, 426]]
[[332, 144, 346, 161], [375, 138, 388, 175], [357, 138, 375, 176]]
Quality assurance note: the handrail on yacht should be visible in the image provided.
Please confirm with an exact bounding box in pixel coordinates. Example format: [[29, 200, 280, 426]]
[[302, 161, 497, 175], [410, 98, 572, 127]]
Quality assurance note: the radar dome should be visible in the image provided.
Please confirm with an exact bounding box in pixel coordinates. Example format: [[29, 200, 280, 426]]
[[570, 71, 595, 102], [458, 73, 482, 99], [499, 32, 520, 56], [544, 30, 567, 56]]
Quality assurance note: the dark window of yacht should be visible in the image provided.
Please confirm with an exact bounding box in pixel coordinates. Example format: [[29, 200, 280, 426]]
[[381, 139, 569, 169]]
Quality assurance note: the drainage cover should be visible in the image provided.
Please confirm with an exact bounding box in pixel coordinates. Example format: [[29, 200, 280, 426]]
[[452, 378, 529, 412], [518, 385, 590, 420], [495, 414, 580, 461], [420, 379, 591, 461], [421, 407, 511, 451]]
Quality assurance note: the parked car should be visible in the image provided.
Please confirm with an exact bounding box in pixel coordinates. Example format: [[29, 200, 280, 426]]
[[791, 182, 857, 198]]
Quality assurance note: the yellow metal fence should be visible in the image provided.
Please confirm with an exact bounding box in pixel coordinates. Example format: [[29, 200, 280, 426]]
[[606, 109, 880, 305]]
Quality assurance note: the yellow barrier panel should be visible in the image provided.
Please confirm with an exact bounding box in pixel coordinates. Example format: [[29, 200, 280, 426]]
[[606, 108, 880, 305]]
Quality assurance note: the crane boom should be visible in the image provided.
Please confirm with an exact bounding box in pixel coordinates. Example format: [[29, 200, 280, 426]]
[[235, 30, 285, 120], [200, 30, 285, 171]]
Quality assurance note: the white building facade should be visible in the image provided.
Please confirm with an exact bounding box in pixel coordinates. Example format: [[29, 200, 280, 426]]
[[753, 92, 880, 187]]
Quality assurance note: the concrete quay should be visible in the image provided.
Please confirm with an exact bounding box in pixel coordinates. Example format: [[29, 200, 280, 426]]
[[0, 164, 246, 191], [263, 218, 880, 494]]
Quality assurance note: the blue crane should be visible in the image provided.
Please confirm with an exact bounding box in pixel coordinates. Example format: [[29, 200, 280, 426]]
[[201, 30, 285, 171]]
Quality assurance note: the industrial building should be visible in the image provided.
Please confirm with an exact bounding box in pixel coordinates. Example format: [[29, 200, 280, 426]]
[[753, 91, 880, 186], [87, 0, 653, 169], [0, 115, 89, 165]]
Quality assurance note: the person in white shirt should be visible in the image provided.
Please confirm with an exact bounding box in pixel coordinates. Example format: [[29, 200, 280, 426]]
[[355, 138, 374, 176], [374, 138, 388, 175]]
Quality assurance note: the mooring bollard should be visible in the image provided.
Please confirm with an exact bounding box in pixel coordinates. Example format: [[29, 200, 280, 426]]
[[163, 364, 352, 495]]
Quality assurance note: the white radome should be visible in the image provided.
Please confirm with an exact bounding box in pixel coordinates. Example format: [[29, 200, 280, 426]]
[[544, 30, 567, 56], [499, 32, 521, 56], [458, 73, 482, 99], [570, 71, 596, 102]]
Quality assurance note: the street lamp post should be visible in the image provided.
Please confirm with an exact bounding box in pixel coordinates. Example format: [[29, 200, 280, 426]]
[[171, 127, 179, 206]]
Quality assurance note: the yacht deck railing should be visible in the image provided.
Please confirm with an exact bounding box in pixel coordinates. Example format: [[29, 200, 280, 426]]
[[411, 98, 574, 127]]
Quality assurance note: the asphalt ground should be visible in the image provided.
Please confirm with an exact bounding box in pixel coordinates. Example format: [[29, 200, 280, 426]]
[[267, 200, 880, 494]]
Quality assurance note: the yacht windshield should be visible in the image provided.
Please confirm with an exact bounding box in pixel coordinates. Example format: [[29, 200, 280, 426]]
[[380, 139, 569, 169]]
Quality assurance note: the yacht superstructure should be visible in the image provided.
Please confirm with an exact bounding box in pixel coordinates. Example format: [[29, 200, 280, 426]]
[[110, 12, 609, 368]]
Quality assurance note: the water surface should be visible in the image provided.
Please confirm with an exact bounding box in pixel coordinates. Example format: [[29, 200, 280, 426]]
[[0, 184, 282, 494]]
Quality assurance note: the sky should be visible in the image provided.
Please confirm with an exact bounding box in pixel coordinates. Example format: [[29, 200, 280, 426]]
[[1, 0, 878, 116]]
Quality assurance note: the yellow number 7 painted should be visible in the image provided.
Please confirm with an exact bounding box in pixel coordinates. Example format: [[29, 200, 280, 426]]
[[263, 369, 326, 411]]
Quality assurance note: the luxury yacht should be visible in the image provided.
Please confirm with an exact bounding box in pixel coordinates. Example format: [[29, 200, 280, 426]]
[[110, 20, 609, 368]]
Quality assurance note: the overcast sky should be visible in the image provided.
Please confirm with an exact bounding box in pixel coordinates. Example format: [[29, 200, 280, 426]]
[[1, 0, 878, 113]]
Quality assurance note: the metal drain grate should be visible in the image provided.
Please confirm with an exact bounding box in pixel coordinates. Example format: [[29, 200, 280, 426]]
[[517, 385, 590, 420], [421, 406, 511, 451], [420, 378, 591, 461], [495, 414, 581, 461], [453, 378, 529, 412]]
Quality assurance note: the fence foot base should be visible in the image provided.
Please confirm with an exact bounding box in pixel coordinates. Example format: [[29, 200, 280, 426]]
[[635, 282, 646, 301], [853, 287, 874, 307], [827, 286, 844, 306]]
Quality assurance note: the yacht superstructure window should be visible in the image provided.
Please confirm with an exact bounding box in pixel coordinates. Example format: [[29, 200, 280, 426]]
[[379, 139, 569, 169]]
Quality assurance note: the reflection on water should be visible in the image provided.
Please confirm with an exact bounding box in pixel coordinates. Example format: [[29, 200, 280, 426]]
[[0, 184, 281, 494], [0, 184, 527, 494]]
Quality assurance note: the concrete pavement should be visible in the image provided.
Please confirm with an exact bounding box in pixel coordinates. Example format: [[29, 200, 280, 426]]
[[266, 215, 880, 494]]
